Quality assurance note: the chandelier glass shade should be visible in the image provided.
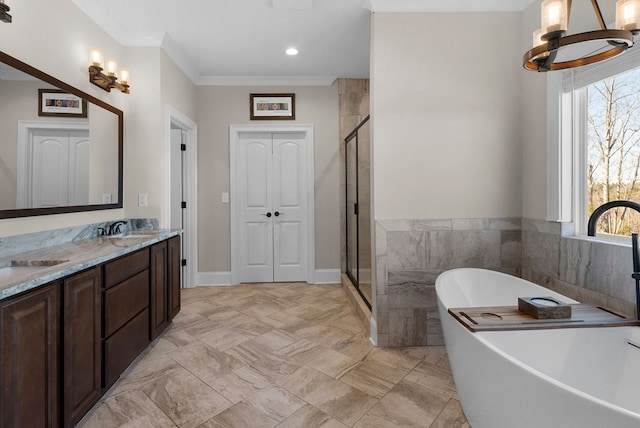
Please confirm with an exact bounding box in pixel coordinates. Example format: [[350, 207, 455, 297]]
[[524, 0, 640, 72]]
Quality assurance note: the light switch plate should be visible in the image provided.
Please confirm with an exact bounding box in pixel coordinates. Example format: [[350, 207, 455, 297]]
[[222, 192, 229, 203], [138, 193, 148, 207]]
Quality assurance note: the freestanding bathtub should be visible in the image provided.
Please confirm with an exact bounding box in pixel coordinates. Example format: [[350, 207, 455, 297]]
[[436, 268, 640, 428]]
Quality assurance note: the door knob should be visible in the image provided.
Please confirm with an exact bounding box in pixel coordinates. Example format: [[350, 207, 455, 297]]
[[262, 212, 272, 217], [274, 211, 280, 217]]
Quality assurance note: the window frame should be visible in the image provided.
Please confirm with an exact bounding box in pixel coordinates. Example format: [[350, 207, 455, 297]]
[[548, 46, 640, 239]]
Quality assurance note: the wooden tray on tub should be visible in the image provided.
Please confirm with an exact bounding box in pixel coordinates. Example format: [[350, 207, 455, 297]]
[[448, 304, 640, 332]]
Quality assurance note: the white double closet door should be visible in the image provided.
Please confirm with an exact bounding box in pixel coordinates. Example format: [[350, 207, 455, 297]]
[[236, 130, 311, 283], [19, 127, 90, 208]]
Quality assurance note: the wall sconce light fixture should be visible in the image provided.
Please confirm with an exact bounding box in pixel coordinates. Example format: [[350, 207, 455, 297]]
[[0, 0, 12, 23], [88, 48, 130, 94]]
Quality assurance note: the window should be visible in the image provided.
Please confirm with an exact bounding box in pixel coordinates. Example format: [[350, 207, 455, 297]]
[[586, 68, 640, 236], [548, 46, 640, 238]]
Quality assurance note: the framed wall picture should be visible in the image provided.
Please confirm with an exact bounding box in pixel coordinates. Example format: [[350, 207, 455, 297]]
[[38, 89, 88, 118], [250, 93, 295, 120]]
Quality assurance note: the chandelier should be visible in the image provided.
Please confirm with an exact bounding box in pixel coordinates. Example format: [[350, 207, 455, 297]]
[[524, 0, 640, 72]]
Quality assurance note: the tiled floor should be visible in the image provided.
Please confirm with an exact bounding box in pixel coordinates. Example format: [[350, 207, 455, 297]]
[[79, 283, 469, 428]]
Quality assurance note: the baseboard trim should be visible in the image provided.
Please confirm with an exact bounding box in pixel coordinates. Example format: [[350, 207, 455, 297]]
[[198, 271, 232, 286], [369, 317, 377, 346], [314, 269, 341, 284], [197, 269, 340, 286]]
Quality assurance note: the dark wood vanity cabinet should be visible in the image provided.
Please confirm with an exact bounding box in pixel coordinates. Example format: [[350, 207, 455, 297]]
[[150, 235, 181, 339], [150, 242, 169, 339], [63, 267, 102, 427], [168, 236, 181, 319], [103, 248, 150, 389], [0, 282, 61, 428], [0, 235, 181, 427]]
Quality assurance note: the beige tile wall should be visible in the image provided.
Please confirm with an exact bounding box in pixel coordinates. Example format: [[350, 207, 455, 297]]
[[374, 218, 522, 347], [522, 218, 637, 318]]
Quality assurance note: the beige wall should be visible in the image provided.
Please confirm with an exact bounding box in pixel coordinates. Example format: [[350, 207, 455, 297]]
[[0, 0, 126, 236], [161, 51, 197, 121], [520, 1, 548, 220], [371, 12, 523, 220], [196, 84, 341, 272], [0, 0, 196, 237]]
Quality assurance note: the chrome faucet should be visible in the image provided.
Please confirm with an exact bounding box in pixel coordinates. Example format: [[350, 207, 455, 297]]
[[587, 200, 640, 320]]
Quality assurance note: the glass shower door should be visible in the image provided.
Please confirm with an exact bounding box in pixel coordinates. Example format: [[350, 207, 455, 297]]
[[345, 116, 371, 308]]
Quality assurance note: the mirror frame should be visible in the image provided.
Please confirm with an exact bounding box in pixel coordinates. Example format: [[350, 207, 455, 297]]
[[0, 50, 123, 219]]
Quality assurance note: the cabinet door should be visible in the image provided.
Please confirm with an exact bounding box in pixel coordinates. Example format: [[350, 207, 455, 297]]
[[0, 283, 61, 428], [150, 242, 169, 339], [63, 267, 102, 427], [168, 235, 181, 320]]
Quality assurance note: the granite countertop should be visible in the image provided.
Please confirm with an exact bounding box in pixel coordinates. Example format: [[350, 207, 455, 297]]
[[0, 229, 181, 301]]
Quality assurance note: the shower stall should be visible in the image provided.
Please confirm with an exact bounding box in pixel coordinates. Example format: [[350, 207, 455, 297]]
[[344, 115, 371, 309]]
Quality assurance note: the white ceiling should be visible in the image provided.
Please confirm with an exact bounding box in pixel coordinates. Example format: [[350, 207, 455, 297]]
[[71, 0, 537, 86]]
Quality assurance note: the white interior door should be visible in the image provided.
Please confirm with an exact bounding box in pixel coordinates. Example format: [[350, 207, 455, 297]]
[[273, 132, 308, 281], [235, 130, 310, 283], [170, 128, 184, 230], [68, 130, 90, 206], [238, 133, 274, 282], [31, 129, 89, 208], [32, 129, 69, 208], [166, 106, 198, 289]]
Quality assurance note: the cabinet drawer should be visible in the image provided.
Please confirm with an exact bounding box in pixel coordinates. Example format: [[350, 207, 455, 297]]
[[103, 270, 149, 337], [104, 249, 149, 289], [103, 308, 149, 388]]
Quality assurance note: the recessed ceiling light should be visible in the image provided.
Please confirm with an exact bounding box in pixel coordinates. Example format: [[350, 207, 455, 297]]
[[285, 47, 299, 56]]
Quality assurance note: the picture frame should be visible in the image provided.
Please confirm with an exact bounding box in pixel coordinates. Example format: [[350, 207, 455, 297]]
[[250, 93, 295, 120], [38, 89, 88, 118]]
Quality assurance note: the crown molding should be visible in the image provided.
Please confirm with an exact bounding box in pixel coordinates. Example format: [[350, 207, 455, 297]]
[[197, 75, 338, 86], [362, 0, 537, 13]]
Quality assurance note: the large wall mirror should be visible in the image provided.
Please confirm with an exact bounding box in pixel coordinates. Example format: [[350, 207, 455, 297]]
[[0, 50, 123, 219]]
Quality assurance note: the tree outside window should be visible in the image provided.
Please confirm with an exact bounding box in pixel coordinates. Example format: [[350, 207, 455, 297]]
[[587, 68, 640, 236]]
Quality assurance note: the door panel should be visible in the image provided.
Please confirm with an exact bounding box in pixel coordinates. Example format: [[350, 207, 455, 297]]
[[277, 143, 300, 207], [246, 222, 270, 265], [238, 135, 273, 282], [245, 143, 269, 207], [69, 132, 90, 206], [277, 221, 302, 263], [273, 133, 308, 282], [32, 130, 68, 208]]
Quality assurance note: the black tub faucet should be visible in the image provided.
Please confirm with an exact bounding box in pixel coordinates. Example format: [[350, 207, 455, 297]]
[[587, 200, 640, 237], [588, 200, 640, 320], [632, 234, 640, 321]]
